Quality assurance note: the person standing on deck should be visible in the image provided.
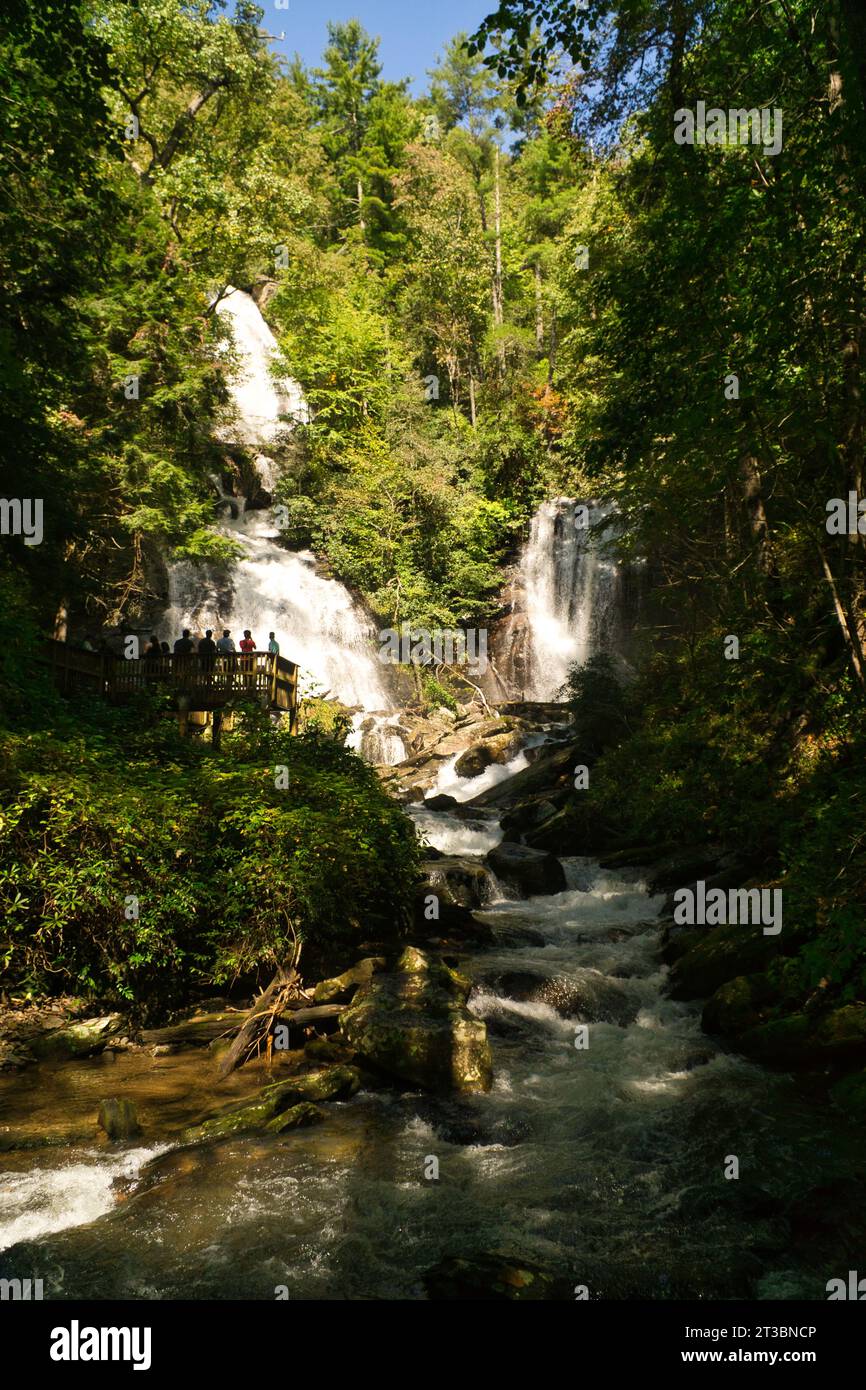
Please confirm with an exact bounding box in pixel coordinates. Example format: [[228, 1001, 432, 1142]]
[[173, 628, 194, 683], [239, 629, 256, 687], [216, 628, 236, 687], [198, 628, 216, 674], [144, 635, 161, 678]]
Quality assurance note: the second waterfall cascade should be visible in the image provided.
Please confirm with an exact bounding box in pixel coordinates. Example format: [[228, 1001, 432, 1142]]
[[505, 498, 639, 702]]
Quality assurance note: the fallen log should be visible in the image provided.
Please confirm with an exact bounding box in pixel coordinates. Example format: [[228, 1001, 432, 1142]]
[[142, 1012, 243, 1047], [274, 1005, 343, 1029]]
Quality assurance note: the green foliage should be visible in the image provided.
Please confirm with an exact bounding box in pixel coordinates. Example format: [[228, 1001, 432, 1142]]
[[561, 653, 631, 756], [421, 674, 458, 713], [0, 702, 420, 1013]]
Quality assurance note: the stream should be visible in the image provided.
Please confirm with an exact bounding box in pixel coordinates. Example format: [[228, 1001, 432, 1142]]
[[0, 767, 860, 1301]]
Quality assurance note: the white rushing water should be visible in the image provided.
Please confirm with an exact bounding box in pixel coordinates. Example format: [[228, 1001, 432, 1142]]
[[408, 805, 503, 856], [214, 287, 309, 452], [0, 1145, 167, 1252], [167, 511, 392, 711], [346, 712, 407, 765], [164, 288, 393, 716], [516, 499, 626, 701], [423, 733, 549, 803]]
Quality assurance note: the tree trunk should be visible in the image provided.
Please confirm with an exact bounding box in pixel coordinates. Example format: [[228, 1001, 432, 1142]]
[[818, 544, 866, 686], [357, 176, 365, 233], [534, 263, 544, 356], [493, 147, 505, 375], [54, 597, 69, 642], [738, 452, 773, 575]]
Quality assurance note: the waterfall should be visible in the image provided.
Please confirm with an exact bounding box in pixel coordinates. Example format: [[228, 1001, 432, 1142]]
[[166, 513, 393, 711], [164, 287, 395, 719], [346, 712, 408, 765], [514, 499, 631, 701], [214, 287, 309, 451]]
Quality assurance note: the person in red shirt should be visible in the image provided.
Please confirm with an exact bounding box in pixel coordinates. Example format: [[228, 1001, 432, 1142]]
[[239, 629, 256, 684]]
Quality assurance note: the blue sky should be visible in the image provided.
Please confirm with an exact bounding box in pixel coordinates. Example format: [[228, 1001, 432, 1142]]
[[264, 0, 495, 93]]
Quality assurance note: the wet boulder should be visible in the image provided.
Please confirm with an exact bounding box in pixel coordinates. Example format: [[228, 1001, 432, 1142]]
[[667, 922, 781, 1001], [481, 967, 638, 1026], [454, 744, 493, 779], [180, 1065, 361, 1144], [500, 795, 563, 839], [411, 1097, 522, 1147], [468, 741, 581, 808], [486, 922, 547, 950], [523, 807, 579, 855], [421, 857, 496, 910], [454, 730, 525, 779], [30, 1014, 126, 1061], [339, 946, 493, 1094], [485, 841, 567, 896]]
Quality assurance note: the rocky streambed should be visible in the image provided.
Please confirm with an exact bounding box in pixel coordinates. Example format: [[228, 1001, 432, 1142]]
[[1, 718, 864, 1300]]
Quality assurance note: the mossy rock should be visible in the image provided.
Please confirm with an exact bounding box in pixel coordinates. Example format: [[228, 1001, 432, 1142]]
[[30, 1014, 126, 1060], [702, 973, 776, 1037], [667, 922, 781, 1001], [304, 1035, 356, 1064], [737, 1005, 866, 1066], [263, 1102, 325, 1134], [340, 947, 492, 1094], [180, 1065, 360, 1143], [830, 1069, 866, 1119], [97, 1097, 141, 1141]]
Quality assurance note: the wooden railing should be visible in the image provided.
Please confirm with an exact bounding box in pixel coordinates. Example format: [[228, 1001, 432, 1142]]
[[41, 640, 299, 730]]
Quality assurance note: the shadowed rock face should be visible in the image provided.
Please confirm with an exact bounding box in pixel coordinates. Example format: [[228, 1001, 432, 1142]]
[[485, 841, 567, 896], [339, 947, 493, 1094]]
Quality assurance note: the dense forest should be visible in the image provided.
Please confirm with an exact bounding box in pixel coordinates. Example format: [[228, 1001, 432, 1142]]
[[2, 0, 866, 1312]]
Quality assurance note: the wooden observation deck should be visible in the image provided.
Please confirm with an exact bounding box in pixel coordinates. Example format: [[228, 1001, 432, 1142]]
[[42, 640, 299, 740]]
